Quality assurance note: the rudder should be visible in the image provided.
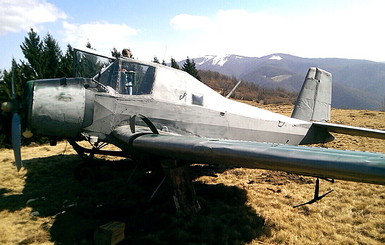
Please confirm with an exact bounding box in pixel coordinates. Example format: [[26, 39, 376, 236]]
[[291, 67, 332, 122]]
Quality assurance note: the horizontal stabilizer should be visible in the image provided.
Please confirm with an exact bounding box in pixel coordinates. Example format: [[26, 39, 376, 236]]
[[313, 122, 385, 139], [130, 134, 385, 185]]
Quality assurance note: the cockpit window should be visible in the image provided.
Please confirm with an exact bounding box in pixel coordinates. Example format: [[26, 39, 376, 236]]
[[97, 62, 119, 89], [97, 59, 155, 95]]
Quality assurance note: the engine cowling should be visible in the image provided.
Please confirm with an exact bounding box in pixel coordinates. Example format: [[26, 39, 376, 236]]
[[27, 78, 91, 138]]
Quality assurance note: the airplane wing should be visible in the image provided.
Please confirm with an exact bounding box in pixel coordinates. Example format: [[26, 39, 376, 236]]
[[112, 129, 385, 185], [313, 122, 385, 139]]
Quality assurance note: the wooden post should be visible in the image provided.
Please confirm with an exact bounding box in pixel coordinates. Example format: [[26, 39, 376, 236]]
[[162, 160, 201, 215], [94, 221, 125, 245]]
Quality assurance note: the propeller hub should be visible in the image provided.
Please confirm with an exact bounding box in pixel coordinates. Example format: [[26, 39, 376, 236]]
[[1, 101, 13, 112]]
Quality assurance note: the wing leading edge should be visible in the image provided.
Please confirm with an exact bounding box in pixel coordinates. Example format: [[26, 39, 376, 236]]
[[126, 134, 385, 185]]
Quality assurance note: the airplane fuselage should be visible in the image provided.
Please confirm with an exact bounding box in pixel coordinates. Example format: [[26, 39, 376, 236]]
[[26, 58, 331, 150], [85, 93, 311, 145]]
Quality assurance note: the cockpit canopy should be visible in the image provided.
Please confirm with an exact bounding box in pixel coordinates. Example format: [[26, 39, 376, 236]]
[[96, 58, 155, 95], [88, 55, 226, 111]]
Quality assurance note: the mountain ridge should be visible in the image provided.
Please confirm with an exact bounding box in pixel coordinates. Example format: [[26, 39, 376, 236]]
[[183, 54, 385, 110]]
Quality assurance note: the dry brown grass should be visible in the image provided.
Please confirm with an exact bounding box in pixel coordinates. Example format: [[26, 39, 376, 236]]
[[1, 105, 385, 244]]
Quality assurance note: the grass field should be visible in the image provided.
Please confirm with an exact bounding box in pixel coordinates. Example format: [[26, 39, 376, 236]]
[[1, 104, 385, 244]]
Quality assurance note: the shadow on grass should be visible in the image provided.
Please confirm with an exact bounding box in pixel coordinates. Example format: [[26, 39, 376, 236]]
[[0, 154, 268, 245]]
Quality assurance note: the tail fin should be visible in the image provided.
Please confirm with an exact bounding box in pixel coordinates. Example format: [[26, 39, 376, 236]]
[[291, 67, 332, 122]]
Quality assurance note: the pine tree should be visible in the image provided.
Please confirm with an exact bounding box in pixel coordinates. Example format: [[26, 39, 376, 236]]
[[111, 47, 121, 58], [42, 33, 62, 78], [20, 28, 43, 79], [74, 41, 101, 77], [19, 60, 36, 83], [20, 29, 63, 79], [182, 57, 200, 80], [86, 41, 93, 49], [1, 59, 25, 100], [171, 58, 180, 69], [59, 44, 74, 77]]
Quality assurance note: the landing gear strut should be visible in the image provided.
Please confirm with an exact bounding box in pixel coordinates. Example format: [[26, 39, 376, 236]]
[[293, 177, 334, 208]]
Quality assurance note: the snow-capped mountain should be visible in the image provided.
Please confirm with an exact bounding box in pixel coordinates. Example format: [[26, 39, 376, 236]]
[[192, 54, 259, 78]]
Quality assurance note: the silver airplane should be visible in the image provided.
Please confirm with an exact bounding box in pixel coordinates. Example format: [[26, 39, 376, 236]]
[[3, 48, 385, 191]]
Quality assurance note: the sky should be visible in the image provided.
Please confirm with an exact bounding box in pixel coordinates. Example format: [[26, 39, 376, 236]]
[[1, 0, 385, 70]]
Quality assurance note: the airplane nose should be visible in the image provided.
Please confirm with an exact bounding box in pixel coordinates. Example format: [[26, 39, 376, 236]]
[[28, 78, 87, 138], [3, 77, 88, 170]]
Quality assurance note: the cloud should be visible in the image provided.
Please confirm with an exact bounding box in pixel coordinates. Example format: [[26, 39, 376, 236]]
[[169, 2, 385, 61], [61, 21, 140, 55], [170, 14, 213, 31], [0, 0, 67, 35], [169, 9, 290, 58]]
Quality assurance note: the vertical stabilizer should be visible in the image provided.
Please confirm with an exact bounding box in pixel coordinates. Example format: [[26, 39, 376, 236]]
[[291, 67, 332, 122]]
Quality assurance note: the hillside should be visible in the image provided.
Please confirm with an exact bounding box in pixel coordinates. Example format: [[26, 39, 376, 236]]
[[185, 54, 385, 110], [198, 70, 298, 105]]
